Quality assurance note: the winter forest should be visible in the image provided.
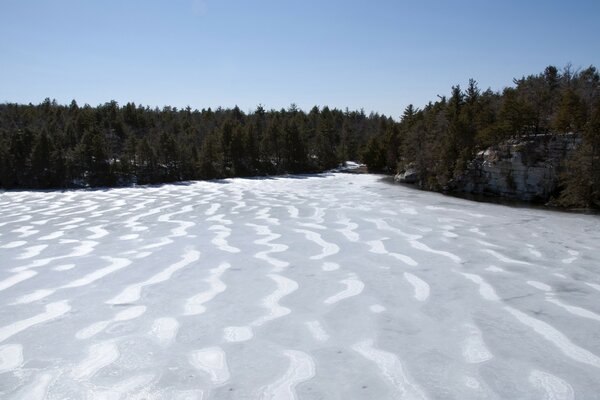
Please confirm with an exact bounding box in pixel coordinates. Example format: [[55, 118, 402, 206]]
[[1, 65, 599, 207]]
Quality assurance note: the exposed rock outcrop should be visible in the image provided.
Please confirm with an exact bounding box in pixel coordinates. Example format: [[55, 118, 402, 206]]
[[450, 135, 580, 202], [394, 164, 419, 184]]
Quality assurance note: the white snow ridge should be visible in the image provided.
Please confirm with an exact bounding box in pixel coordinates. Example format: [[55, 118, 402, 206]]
[[189, 346, 230, 386], [0, 173, 599, 398]]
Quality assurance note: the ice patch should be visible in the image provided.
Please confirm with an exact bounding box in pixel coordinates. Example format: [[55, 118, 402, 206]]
[[528, 281, 552, 292], [11, 240, 98, 272], [475, 239, 502, 248], [159, 204, 196, 237], [561, 250, 579, 264], [526, 244, 542, 258], [336, 218, 360, 242], [209, 225, 240, 253], [370, 304, 386, 313], [140, 237, 173, 250], [255, 207, 280, 225], [16, 373, 53, 400], [505, 306, 600, 368], [403, 272, 430, 301], [586, 282, 600, 292], [469, 227, 486, 236], [461, 324, 493, 363], [206, 213, 233, 225], [53, 263, 75, 271], [321, 262, 340, 272], [483, 249, 532, 265], [133, 251, 152, 259], [71, 341, 119, 380], [75, 320, 111, 340], [248, 223, 289, 271], [252, 274, 299, 327], [0, 300, 70, 343], [223, 326, 253, 343], [545, 296, 600, 322], [168, 389, 205, 400], [107, 249, 200, 304], [13, 289, 55, 304], [119, 233, 139, 240], [56, 217, 85, 226], [294, 229, 339, 260], [89, 374, 156, 400], [426, 205, 485, 218], [443, 231, 458, 238], [38, 231, 64, 240], [409, 240, 462, 263], [0, 270, 37, 292], [13, 225, 39, 238], [352, 339, 427, 400], [464, 376, 481, 390], [205, 203, 221, 216], [286, 205, 299, 219], [184, 262, 230, 315], [367, 239, 418, 267], [0, 343, 23, 373], [324, 273, 364, 305], [305, 320, 330, 342], [189, 346, 230, 385], [115, 305, 147, 321], [62, 257, 132, 289], [150, 317, 180, 347], [297, 222, 326, 230], [0, 240, 27, 248], [87, 225, 109, 239], [460, 272, 500, 302], [0, 215, 32, 227], [16, 244, 48, 260], [529, 369, 574, 400], [259, 350, 315, 400], [365, 218, 422, 240]]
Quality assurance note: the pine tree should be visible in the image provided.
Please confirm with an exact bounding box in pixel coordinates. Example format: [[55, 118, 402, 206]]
[[30, 131, 53, 187], [554, 88, 587, 133], [75, 129, 113, 187], [198, 132, 223, 179]]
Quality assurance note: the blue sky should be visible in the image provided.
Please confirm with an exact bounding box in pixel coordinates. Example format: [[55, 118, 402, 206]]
[[1, 0, 599, 118]]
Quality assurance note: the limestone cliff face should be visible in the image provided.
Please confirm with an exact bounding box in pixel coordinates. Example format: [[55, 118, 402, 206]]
[[450, 135, 580, 202]]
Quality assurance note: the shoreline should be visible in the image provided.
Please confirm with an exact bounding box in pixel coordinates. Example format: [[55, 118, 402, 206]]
[[378, 175, 600, 216]]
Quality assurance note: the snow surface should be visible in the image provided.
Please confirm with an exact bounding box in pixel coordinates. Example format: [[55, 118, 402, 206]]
[[1, 173, 600, 399]]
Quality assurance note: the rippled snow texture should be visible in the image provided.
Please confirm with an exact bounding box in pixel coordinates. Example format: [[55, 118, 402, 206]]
[[1, 173, 600, 399]]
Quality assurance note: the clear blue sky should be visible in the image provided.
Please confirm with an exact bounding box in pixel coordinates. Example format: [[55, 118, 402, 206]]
[[1, 0, 599, 119]]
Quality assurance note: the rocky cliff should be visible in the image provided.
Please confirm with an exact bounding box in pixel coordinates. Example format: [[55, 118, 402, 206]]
[[449, 135, 580, 202]]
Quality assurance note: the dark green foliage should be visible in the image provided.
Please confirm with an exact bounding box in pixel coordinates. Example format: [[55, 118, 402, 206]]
[[361, 136, 386, 172], [3, 64, 598, 210], [559, 100, 600, 207], [554, 88, 587, 133], [0, 100, 393, 189], [367, 65, 600, 207]]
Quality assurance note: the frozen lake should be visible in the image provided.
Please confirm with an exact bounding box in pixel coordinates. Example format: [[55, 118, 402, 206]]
[[1, 173, 599, 399]]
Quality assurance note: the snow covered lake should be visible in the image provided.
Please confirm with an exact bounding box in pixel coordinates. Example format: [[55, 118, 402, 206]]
[[1, 173, 599, 399]]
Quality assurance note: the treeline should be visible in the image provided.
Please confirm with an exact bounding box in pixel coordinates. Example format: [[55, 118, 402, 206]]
[[363, 65, 600, 208], [2, 65, 599, 208], [0, 101, 393, 188]]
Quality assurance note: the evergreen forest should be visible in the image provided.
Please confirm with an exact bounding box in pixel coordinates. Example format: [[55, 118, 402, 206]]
[[1, 65, 599, 207], [0, 102, 388, 188]]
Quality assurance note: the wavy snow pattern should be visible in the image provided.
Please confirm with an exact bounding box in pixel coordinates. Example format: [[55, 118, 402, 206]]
[[352, 339, 428, 400], [259, 350, 316, 400], [1, 173, 599, 398]]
